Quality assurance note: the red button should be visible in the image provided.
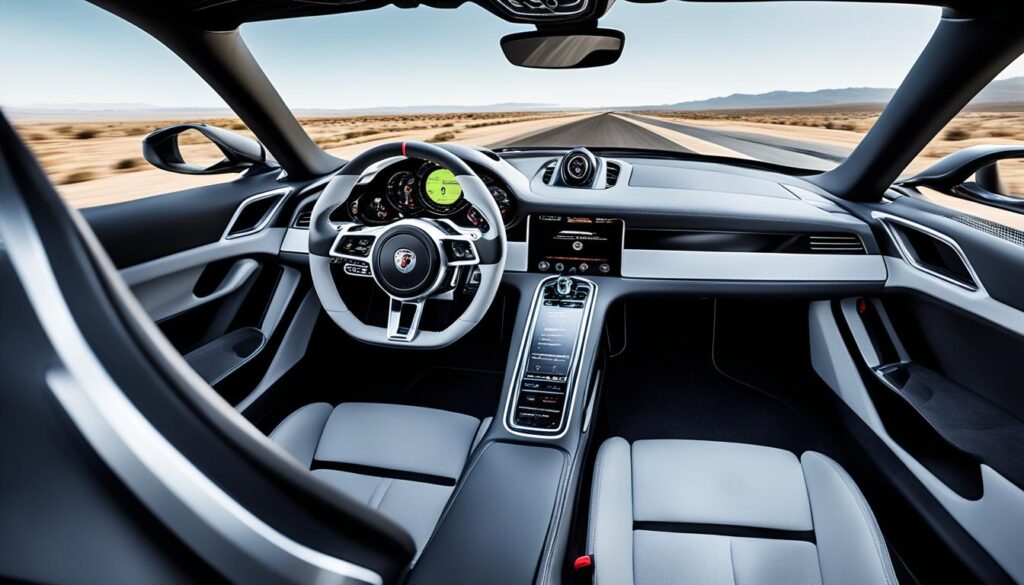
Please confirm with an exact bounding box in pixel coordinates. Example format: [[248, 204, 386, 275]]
[[573, 555, 593, 571]]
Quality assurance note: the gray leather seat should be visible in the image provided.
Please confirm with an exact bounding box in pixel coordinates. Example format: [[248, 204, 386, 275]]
[[589, 438, 898, 585], [269, 402, 490, 558]]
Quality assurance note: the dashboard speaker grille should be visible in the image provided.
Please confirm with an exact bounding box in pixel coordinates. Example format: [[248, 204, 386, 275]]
[[807, 234, 865, 254], [947, 213, 1024, 248]]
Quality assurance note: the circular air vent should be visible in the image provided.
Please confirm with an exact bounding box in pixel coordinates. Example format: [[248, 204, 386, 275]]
[[560, 147, 597, 187]]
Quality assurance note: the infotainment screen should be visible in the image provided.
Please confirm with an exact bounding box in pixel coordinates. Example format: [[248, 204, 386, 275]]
[[525, 303, 585, 378], [528, 215, 624, 276]]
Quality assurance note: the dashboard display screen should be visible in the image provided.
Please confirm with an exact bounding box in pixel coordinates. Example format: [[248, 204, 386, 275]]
[[424, 168, 462, 206], [528, 215, 624, 276]]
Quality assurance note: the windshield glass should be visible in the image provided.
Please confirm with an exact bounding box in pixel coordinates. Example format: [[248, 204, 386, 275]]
[[242, 1, 949, 171]]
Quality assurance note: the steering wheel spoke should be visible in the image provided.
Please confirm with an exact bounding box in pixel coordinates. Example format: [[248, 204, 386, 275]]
[[387, 297, 426, 343]]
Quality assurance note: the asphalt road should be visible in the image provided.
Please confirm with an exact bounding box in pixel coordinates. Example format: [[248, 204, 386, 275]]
[[503, 112, 694, 153], [503, 111, 848, 170]]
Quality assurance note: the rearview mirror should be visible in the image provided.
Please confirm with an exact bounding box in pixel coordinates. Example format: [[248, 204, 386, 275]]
[[501, 29, 624, 69], [142, 123, 274, 175]]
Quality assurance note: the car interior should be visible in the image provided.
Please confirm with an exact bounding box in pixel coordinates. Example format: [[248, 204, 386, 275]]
[[2, 1, 1024, 584]]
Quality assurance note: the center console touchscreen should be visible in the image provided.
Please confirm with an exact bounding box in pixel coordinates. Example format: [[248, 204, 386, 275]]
[[528, 215, 624, 276], [506, 276, 596, 436]]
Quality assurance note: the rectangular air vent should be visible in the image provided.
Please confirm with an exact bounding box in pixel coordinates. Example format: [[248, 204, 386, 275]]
[[807, 234, 865, 254], [880, 216, 979, 290], [293, 211, 312, 229], [605, 162, 621, 188], [293, 199, 316, 229], [541, 161, 556, 184]]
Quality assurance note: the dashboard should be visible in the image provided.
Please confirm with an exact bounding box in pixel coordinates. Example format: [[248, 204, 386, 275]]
[[281, 144, 886, 288], [332, 157, 517, 230]]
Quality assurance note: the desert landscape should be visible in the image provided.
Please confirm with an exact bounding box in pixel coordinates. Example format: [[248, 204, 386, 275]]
[[13, 104, 1024, 212], [14, 111, 587, 208]]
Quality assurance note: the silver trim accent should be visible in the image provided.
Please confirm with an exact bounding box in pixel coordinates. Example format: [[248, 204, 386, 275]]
[[0, 184, 382, 584], [873, 211, 984, 292], [620, 249, 886, 281], [222, 187, 291, 240], [502, 275, 598, 439], [581, 369, 601, 434]]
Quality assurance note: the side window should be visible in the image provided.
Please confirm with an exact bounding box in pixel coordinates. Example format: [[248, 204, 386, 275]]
[[903, 55, 1024, 229], [1, 2, 248, 208]]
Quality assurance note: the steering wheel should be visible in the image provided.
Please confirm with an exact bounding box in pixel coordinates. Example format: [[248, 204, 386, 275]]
[[308, 141, 507, 348]]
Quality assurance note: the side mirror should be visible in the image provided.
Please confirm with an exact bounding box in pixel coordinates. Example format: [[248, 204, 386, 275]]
[[142, 123, 274, 175], [900, 145, 1024, 214], [500, 29, 624, 69]]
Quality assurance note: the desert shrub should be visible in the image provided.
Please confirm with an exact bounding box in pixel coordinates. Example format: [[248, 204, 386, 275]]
[[229, 122, 247, 130], [945, 128, 972, 141], [114, 157, 145, 170], [74, 128, 100, 140], [428, 131, 457, 143], [987, 128, 1013, 138], [61, 170, 98, 184], [343, 129, 381, 140]]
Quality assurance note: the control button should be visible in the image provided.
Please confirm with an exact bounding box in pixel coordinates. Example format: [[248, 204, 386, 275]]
[[336, 235, 375, 257], [554, 262, 565, 273], [342, 260, 371, 277], [579, 262, 589, 272], [599, 263, 611, 273], [572, 241, 584, 251], [538, 260, 550, 271], [444, 239, 476, 263]]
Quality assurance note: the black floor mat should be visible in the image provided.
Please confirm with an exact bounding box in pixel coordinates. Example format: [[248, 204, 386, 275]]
[[252, 289, 518, 432], [396, 366, 503, 420], [597, 298, 834, 456]]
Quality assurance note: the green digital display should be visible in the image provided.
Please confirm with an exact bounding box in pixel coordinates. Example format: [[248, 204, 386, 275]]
[[424, 168, 462, 206]]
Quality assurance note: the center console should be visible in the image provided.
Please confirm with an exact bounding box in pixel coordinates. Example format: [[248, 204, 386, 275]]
[[504, 275, 597, 438]]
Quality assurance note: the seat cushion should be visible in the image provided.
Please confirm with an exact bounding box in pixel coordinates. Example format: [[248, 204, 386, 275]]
[[589, 438, 898, 585], [269, 402, 490, 559], [315, 402, 484, 481]]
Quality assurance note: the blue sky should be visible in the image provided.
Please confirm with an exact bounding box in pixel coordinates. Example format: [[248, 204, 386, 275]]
[[2, 0, 1021, 110]]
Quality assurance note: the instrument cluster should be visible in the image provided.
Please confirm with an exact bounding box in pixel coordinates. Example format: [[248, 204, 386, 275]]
[[341, 158, 517, 230]]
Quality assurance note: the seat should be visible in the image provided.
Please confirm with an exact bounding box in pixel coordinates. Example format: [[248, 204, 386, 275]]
[[269, 402, 490, 559], [588, 438, 898, 585]]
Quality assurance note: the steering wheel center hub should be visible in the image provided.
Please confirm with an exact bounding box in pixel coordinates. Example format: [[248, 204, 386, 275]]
[[372, 226, 440, 299]]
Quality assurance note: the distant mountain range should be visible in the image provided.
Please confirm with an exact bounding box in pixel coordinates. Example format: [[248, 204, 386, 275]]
[[5, 76, 1024, 120], [640, 76, 1024, 111]]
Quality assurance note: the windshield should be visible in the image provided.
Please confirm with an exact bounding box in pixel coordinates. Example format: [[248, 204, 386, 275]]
[[241, 1, 949, 171]]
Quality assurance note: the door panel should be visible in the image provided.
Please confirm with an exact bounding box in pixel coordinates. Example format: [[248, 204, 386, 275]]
[[82, 169, 284, 268], [81, 169, 318, 408], [810, 193, 1024, 583]]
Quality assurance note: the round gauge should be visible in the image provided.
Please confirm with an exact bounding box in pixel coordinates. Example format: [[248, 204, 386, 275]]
[[360, 195, 394, 224], [386, 171, 421, 214], [417, 163, 465, 215], [488, 185, 514, 224]]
